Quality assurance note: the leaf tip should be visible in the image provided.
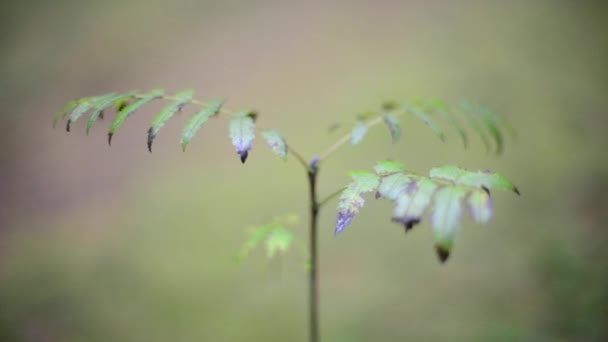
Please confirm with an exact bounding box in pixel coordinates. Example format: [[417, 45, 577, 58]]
[[239, 150, 248, 163], [147, 127, 154, 153], [434, 245, 450, 264], [107, 133, 113, 146], [514, 186, 521, 196], [335, 211, 353, 235], [66, 120, 72, 132]]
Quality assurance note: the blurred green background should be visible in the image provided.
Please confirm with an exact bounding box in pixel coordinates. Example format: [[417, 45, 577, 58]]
[[1, 1, 607, 341]]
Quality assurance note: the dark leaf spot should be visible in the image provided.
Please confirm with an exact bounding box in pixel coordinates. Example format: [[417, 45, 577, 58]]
[[66, 120, 72, 132], [108, 133, 113, 146], [239, 150, 248, 163], [147, 127, 154, 153], [435, 245, 450, 264]]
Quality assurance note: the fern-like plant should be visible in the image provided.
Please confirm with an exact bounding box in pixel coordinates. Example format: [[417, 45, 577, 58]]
[[53, 88, 519, 342]]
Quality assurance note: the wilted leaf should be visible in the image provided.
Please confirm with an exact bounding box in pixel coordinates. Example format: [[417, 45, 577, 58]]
[[392, 178, 438, 231], [229, 111, 256, 163], [261, 129, 287, 161], [147, 89, 194, 152], [376, 173, 411, 201], [430, 186, 467, 263], [335, 171, 380, 234], [350, 121, 368, 145], [181, 99, 223, 151]]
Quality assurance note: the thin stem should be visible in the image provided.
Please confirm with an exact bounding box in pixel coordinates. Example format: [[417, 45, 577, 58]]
[[307, 167, 320, 342], [318, 115, 384, 162], [318, 187, 346, 208], [287, 145, 312, 172]]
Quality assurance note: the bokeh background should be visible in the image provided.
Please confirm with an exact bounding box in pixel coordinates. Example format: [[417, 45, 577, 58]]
[[1, 1, 607, 341]]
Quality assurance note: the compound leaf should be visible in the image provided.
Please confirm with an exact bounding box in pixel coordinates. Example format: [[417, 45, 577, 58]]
[[108, 88, 164, 145], [350, 120, 368, 145], [181, 99, 223, 151], [148, 89, 194, 152], [229, 111, 256, 163], [261, 129, 287, 161], [335, 171, 380, 234]]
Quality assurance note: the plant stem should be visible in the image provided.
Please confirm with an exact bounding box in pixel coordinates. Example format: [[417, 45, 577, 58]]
[[307, 165, 320, 342]]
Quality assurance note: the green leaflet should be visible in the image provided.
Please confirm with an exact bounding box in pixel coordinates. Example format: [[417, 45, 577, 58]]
[[66, 94, 117, 132], [147, 89, 194, 152], [382, 113, 401, 143], [430, 186, 467, 263], [86, 92, 134, 135], [236, 214, 299, 262], [261, 129, 288, 161], [455, 104, 491, 152], [427, 99, 468, 147], [108, 88, 164, 144], [265, 228, 294, 258], [406, 104, 445, 141], [429, 166, 519, 194], [335, 171, 380, 234], [392, 178, 438, 231], [229, 111, 256, 163], [181, 99, 223, 151], [53, 98, 89, 128], [350, 120, 368, 145], [468, 190, 493, 224], [373, 160, 407, 175], [462, 101, 502, 154]]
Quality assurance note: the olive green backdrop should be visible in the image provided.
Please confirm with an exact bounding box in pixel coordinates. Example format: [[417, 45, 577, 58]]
[[1, 1, 607, 341]]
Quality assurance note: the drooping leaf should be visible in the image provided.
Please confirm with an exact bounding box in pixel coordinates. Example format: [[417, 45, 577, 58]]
[[430, 186, 467, 263], [66, 96, 108, 132], [86, 92, 134, 135], [427, 99, 468, 147], [335, 171, 380, 234], [429, 166, 519, 194], [181, 99, 223, 151], [229, 111, 256, 163], [455, 105, 491, 152], [462, 101, 503, 154], [382, 113, 401, 143], [53, 99, 80, 128], [350, 120, 368, 145], [265, 228, 294, 258], [261, 129, 288, 161], [147, 89, 194, 152], [468, 190, 493, 224], [373, 160, 407, 175], [406, 104, 445, 141], [108, 88, 164, 145], [392, 178, 438, 231]]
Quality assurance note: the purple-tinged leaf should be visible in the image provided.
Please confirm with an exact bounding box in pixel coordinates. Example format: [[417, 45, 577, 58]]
[[392, 178, 438, 231], [350, 121, 368, 145], [229, 111, 256, 163], [468, 190, 493, 224], [376, 173, 411, 201], [261, 129, 287, 161], [383, 113, 401, 143], [335, 171, 380, 234]]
